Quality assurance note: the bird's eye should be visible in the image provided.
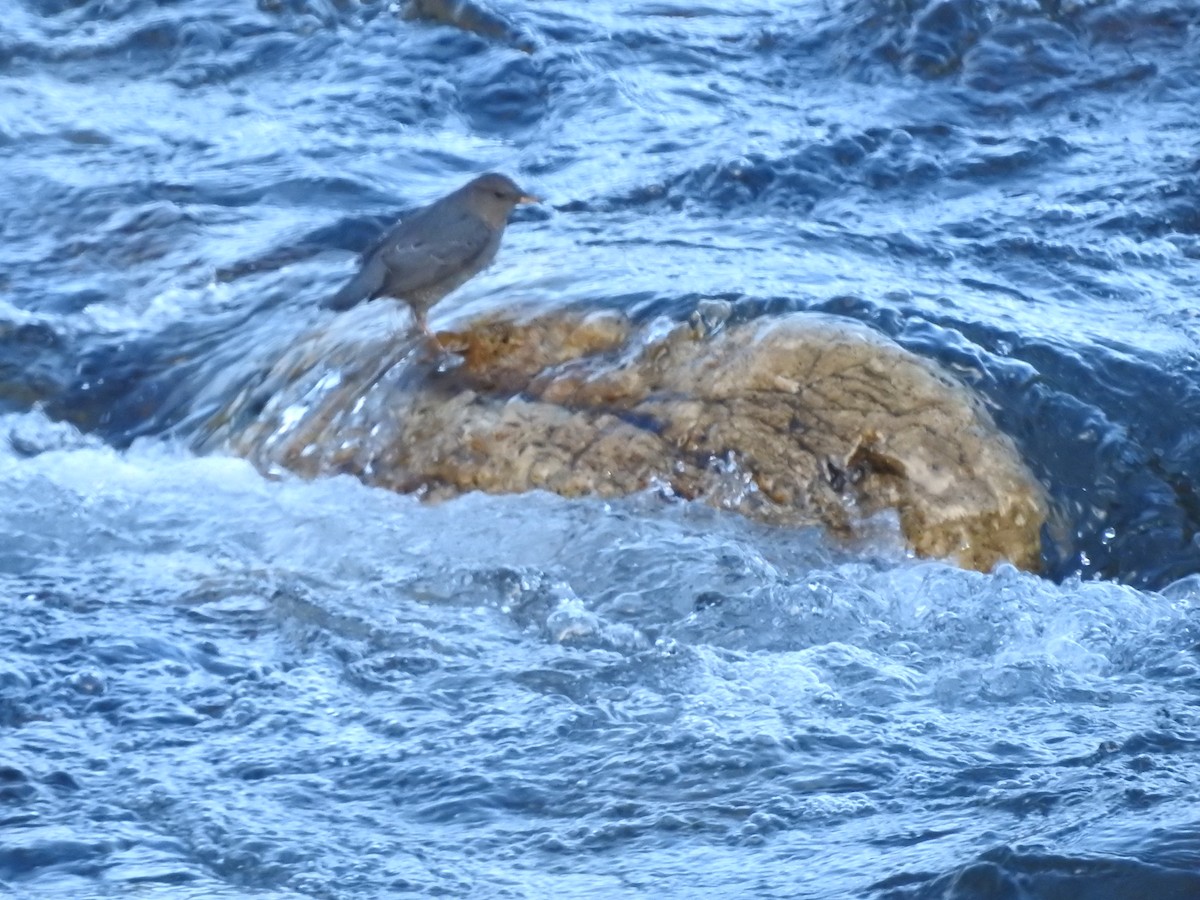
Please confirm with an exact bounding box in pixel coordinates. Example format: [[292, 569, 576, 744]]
[[494, 190, 506, 198]]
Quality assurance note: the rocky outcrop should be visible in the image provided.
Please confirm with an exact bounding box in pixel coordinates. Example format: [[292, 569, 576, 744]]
[[202, 305, 1048, 572]]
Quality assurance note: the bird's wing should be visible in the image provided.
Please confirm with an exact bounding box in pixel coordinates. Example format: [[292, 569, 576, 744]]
[[374, 205, 495, 296]]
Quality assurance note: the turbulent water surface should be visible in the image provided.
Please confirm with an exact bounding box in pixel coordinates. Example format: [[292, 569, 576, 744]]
[[3, 0, 1200, 897]]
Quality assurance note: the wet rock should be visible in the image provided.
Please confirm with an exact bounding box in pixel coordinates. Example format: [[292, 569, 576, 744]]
[[201, 307, 1048, 573], [401, 0, 536, 53]]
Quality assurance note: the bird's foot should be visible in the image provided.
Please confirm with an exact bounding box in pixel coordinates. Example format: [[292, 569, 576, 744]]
[[433, 348, 465, 373], [415, 330, 465, 372]]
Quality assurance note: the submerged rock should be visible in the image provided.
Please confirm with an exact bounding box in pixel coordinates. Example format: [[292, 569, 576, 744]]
[[201, 306, 1048, 572]]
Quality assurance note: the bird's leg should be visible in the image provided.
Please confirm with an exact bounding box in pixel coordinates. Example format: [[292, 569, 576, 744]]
[[412, 306, 445, 353], [412, 305, 467, 373], [412, 306, 462, 372]]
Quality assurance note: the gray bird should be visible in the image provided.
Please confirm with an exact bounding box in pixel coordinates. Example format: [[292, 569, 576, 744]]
[[324, 172, 539, 344]]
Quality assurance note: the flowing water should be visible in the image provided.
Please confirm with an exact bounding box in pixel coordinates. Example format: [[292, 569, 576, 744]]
[[3, 1, 1200, 897]]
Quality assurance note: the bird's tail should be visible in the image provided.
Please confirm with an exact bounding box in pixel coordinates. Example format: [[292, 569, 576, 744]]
[[322, 260, 384, 311]]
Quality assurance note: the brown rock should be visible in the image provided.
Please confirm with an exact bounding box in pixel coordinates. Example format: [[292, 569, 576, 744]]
[[201, 306, 1047, 572], [402, 0, 535, 52]]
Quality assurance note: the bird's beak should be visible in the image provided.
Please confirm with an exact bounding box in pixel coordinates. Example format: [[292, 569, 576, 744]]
[[517, 194, 541, 205]]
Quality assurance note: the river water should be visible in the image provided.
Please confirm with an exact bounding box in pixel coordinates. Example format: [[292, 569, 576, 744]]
[[3, 1, 1200, 897]]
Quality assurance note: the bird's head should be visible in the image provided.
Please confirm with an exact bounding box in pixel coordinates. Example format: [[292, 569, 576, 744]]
[[465, 172, 540, 225]]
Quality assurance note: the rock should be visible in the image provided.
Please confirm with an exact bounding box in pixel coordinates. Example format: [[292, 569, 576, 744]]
[[201, 306, 1047, 572], [401, 0, 536, 53]]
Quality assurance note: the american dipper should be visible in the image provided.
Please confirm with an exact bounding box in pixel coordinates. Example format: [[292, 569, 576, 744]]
[[323, 173, 538, 344]]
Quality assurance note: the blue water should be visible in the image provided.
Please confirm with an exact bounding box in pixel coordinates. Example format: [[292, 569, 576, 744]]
[[3, 0, 1200, 897]]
